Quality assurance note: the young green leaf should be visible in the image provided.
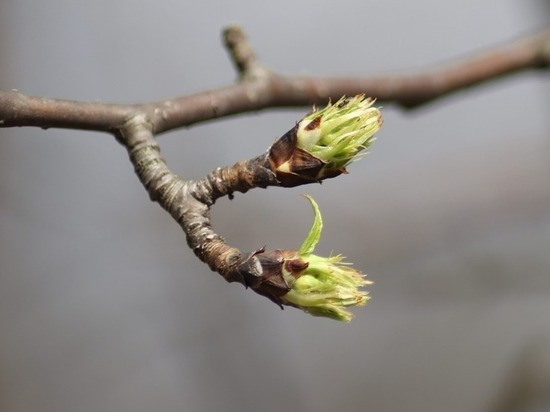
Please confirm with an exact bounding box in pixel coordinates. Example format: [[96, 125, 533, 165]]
[[298, 195, 323, 256]]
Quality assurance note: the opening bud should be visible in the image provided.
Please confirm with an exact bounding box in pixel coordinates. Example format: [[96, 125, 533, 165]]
[[268, 95, 382, 187], [297, 95, 382, 170], [279, 195, 371, 322]]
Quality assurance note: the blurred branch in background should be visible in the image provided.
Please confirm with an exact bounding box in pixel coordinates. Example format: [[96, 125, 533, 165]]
[[488, 336, 550, 412]]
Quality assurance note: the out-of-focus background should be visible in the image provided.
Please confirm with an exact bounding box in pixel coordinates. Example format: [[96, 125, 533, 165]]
[[1, 1, 549, 411]]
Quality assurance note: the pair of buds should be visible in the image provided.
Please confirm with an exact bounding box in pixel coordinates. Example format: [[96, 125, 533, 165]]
[[252, 96, 382, 322]]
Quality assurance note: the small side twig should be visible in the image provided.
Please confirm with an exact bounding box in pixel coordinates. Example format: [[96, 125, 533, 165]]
[[223, 25, 270, 81]]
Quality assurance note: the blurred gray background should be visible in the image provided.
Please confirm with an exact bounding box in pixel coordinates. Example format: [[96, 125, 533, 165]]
[[1, 1, 549, 411]]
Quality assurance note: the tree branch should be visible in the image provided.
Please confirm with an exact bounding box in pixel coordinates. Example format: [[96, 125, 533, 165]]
[[0, 25, 548, 318], [0, 90, 133, 132], [144, 27, 550, 133], [1, 27, 548, 134]]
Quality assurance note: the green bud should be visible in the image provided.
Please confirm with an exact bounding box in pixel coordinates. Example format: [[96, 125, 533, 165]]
[[297, 95, 382, 171], [280, 195, 371, 322], [267, 94, 382, 187]]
